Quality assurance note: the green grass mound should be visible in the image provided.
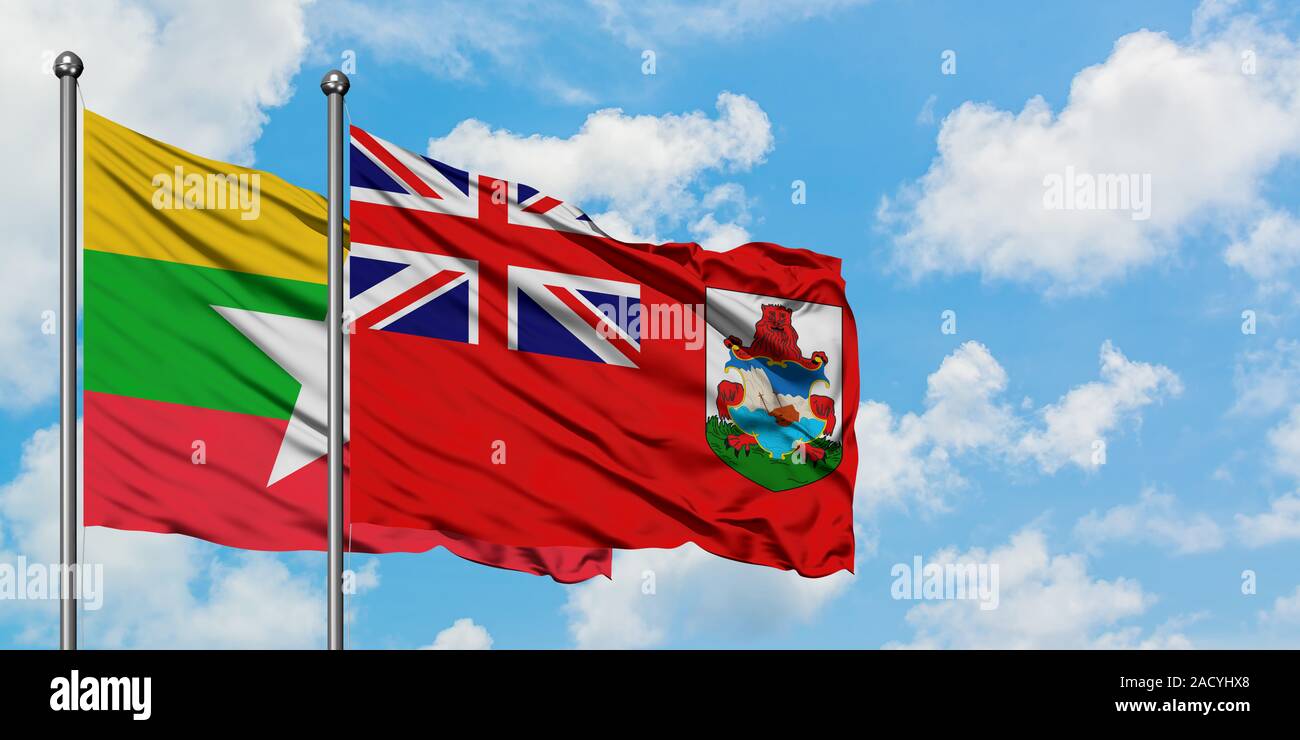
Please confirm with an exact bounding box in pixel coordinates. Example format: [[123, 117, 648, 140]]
[[705, 415, 842, 492]]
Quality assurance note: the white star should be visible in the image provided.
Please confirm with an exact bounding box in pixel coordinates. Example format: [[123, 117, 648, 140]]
[[212, 306, 348, 487]]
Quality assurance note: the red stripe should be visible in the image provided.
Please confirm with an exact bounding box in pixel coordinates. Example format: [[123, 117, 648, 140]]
[[522, 195, 563, 214], [546, 285, 639, 364], [83, 391, 610, 581], [362, 269, 463, 329], [350, 126, 442, 200]]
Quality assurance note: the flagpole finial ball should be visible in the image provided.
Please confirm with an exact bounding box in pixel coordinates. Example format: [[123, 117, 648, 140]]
[[53, 51, 83, 79], [320, 70, 350, 96]]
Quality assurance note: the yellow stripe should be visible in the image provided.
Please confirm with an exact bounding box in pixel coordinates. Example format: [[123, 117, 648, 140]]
[[84, 110, 344, 284]]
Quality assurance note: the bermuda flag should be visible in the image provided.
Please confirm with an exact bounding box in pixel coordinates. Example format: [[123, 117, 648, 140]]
[[81, 111, 609, 583], [349, 127, 858, 576]]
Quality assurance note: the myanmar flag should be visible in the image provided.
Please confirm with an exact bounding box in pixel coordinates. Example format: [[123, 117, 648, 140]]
[[81, 111, 609, 582]]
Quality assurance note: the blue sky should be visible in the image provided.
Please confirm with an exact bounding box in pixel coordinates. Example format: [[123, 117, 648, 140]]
[[3, 0, 1300, 648]]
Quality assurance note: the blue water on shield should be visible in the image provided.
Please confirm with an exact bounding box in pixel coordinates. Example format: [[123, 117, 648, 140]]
[[724, 355, 830, 459], [729, 406, 827, 459]]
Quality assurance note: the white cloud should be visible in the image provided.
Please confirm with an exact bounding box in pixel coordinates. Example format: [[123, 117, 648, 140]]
[[427, 92, 773, 239], [855, 342, 1013, 514], [148, 554, 324, 649], [690, 214, 752, 251], [0, 1, 312, 409], [854, 400, 964, 514], [1231, 339, 1300, 417], [309, 0, 528, 80], [349, 557, 381, 593], [888, 529, 1182, 649], [1260, 585, 1300, 625], [916, 94, 938, 126], [1190, 0, 1239, 37], [538, 76, 599, 106], [858, 341, 1180, 514], [1075, 488, 1225, 555], [589, 0, 872, 47], [1267, 406, 1300, 479], [1092, 615, 1198, 650], [0, 424, 329, 649], [422, 618, 493, 650], [921, 342, 1017, 451], [1236, 492, 1300, 546], [564, 544, 853, 649], [879, 6, 1300, 293], [1017, 341, 1182, 473], [1225, 210, 1300, 293], [311, 2, 607, 107], [689, 183, 754, 251]]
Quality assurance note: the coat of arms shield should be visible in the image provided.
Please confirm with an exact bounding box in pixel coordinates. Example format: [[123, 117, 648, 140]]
[[705, 287, 844, 492]]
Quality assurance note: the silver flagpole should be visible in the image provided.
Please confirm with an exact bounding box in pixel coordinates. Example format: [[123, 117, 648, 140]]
[[321, 69, 350, 651], [54, 51, 83, 652]]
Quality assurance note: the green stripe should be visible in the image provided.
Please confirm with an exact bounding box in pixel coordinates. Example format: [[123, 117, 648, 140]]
[[85, 250, 325, 419]]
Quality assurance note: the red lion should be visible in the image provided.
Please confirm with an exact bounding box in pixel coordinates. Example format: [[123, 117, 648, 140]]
[[716, 304, 836, 461]]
